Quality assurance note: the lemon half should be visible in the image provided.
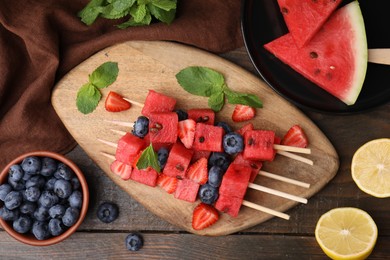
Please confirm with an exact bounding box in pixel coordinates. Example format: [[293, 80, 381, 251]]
[[351, 138, 390, 198], [315, 207, 378, 260]]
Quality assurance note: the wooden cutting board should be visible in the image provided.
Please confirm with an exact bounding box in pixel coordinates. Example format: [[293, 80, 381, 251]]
[[51, 41, 339, 236]]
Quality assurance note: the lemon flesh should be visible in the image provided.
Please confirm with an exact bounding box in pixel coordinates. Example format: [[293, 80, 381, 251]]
[[315, 207, 377, 260]]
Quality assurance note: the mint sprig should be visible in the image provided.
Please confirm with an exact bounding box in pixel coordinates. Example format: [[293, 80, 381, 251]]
[[175, 66, 263, 112], [76, 61, 119, 114], [78, 0, 177, 28], [136, 144, 161, 173]]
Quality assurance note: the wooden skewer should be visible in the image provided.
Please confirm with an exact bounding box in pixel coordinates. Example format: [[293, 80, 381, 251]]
[[258, 170, 310, 189], [123, 98, 144, 108], [276, 151, 313, 166]]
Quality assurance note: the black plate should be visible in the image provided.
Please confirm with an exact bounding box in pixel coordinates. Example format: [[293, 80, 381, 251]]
[[241, 0, 390, 114]]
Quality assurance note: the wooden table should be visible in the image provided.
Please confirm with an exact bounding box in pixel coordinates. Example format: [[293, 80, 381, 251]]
[[0, 47, 389, 259]]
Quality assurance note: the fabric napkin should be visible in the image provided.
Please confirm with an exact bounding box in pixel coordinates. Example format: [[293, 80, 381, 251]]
[[0, 0, 244, 169]]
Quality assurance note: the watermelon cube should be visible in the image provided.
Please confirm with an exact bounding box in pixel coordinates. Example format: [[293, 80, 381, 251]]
[[215, 194, 243, 217], [174, 179, 200, 203], [232, 153, 263, 183], [148, 112, 178, 146], [141, 90, 176, 117], [192, 123, 224, 152], [130, 167, 159, 187], [271, 136, 282, 161], [187, 108, 215, 125], [191, 150, 211, 163], [163, 142, 194, 179], [243, 130, 275, 161], [219, 163, 251, 199], [115, 133, 147, 165]]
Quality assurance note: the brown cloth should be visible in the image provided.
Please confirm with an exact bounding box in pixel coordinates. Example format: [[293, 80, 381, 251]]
[[0, 0, 244, 169]]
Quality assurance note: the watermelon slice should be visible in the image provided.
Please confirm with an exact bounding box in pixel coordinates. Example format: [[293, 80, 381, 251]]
[[264, 1, 367, 105], [277, 0, 342, 47]]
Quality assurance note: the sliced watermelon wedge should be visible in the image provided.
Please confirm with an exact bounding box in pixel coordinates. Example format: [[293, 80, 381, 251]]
[[265, 1, 367, 105], [277, 0, 342, 47]]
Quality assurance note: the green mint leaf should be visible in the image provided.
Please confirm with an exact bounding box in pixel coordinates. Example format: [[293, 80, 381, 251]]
[[130, 3, 147, 23], [89, 62, 119, 89], [78, 0, 105, 25], [136, 144, 161, 173], [76, 83, 102, 114], [175, 66, 225, 97], [150, 0, 177, 11], [147, 4, 176, 24], [208, 91, 225, 112], [101, 0, 135, 19], [224, 89, 263, 108], [117, 10, 151, 28]]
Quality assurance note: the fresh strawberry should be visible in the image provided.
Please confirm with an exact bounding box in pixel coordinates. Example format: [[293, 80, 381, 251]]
[[192, 203, 219, 230], [236, 122, 254, 136], [232, 105, 256, 122], [105, 91, 131, 112], [177, 119, 196, 149], [185, 157, 208, 185], [110, 160, 132, 180], [281, 125, 309, 148], [157, 174, 178, 194]]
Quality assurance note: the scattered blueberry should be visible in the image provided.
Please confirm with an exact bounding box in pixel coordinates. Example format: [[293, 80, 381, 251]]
[[0, 206, 19, 221], [38, 191, 59, 208], [56, 163, 74, 180], [132, 116, 149, 138], [54, 179, 72, 199], [49, 204, 66, 219], [48, 218, 65, 236], [33, 206, 50, 222], [4, 191, 23, 210], [68, 190, 82, 209], [32, 221, 51, 240], [8, 165, 24, 182], [216, 121, 233, 133], [157, 147, 169, 169], [13, 215, 33, 234], [0, 183, 12, 201], [208, 152, 231, 172], [25, 186, 41, 202], [19, 201, 37, 216], [26, 175, 46, 189], [198, 184, 219, 205], [175, 109, 188, 121], [208, 166, 224, 187], [40, 157, 58, 177], [223, 132, 244, 155], [21, 156, 41, 174], [97, 202, 119, 223], [125, 233, 144, 251], [62, 207, 80, 227]]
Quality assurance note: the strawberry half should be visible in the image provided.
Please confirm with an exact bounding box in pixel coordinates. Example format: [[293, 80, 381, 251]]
[[232, 105, 256, 122], [157, 174, 178, 194], [185, 157, 208, 185], [177, 119, 196, 149], [281, 125, 309, 148], [110, 160, 132, 180], [105, 91, 131, 112], [192, 203, 219, 230]]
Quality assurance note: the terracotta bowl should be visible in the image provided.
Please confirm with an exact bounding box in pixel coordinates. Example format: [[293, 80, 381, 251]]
[[0, 151, 89, 246]]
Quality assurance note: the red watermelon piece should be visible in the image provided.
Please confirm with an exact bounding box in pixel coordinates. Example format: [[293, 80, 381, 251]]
[[243, 130, 275, 161], [148, 112, 178, 146], [219, 163, 251, 199], [141, 90, 176, 117], [215, 194, 243, 218], [265, 1, 367, 105], [187, 108, 215, 125], [130, 167, 159, 187], [277, 0, 342, 47], [115, 133, 147, 165], [174, 179, 200, 203], [232, 154, 263, 183], [192, 123, 224, 152], [163, 142, 194, 179]]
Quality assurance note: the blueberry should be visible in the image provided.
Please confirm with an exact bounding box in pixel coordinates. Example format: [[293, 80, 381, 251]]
[[0, 206, 19, 221], [97, 202, 119, 223], [208, 166, 224, 187], [13, 215, 33, 234], [54, 179, 72, 199], [49, 204, 66, 219], [21, 156, 41, 174], [208, 152, 231, 172], [223, 132, 244, 155], [25, 186, 41, 202], [0, 183, 12, 201], [68, 190, 82, 209], [26, 175, 46, 189], [4, 191, 23, 210], [19, 201, 37, 216], [132, 116, 149, 138], [48, 218, 65, 236], [62, 207, 80, 227], [216, 121, 233, 134], [44, 177, 57, 191], [8, 178, 25, 191], [175, 109, 188, 121], [56, 163, 74, 180], [22, 171, 34, 181], [8, 164, 24, 182], [198, 183, 219, 205], [32, 221, 51, 240], [157, 147, 169, 169], [125, 233, 143, 251], [38, 191, 59, 208], [33, 206, 50, 222], [40, 157, 58, 177], [70, 177, 80, 190]]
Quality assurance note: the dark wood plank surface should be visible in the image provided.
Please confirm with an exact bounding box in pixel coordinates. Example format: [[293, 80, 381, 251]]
[[1, 47, 389, 259]]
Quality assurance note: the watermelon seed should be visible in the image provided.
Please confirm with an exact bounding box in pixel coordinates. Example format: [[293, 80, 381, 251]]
[[248, 138, 254, 145], [250, 163, 258, 169], [281, 7, 288, 14], [150, 123, 163, 133], [314, 69, 321, 75], [196, 116, 209, 123], [199, 136, 205, 143], [310, 52, 318, 59], [326, 72, 333, 80], [176, 175, 183, 180], [175, 164, 185, 172]]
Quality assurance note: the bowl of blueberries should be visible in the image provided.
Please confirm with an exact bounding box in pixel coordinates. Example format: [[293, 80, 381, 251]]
[[0, 151, 89, 246]]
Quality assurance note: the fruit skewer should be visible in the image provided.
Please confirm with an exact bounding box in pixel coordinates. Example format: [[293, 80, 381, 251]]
[[100, 151, 291, 220], [104, 119, 313, 165]]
